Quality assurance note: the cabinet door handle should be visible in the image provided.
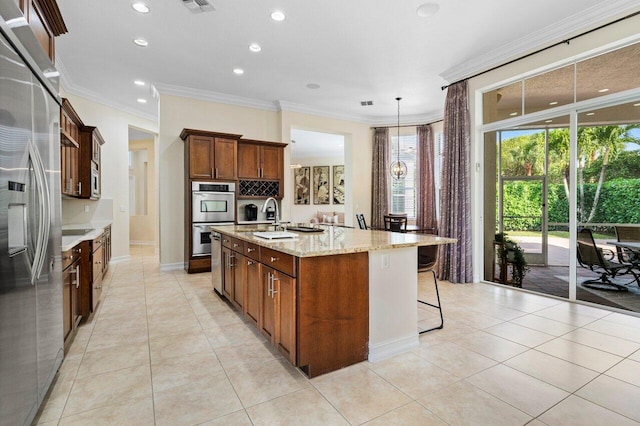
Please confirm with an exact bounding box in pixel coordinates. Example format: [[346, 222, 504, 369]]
[[270, 256, 278, 262], [71, 265, 80, 288], [78, 181, 82, 195], [267, 272, 273, 297], [247, 260, 254, 266], [271, 275, 279, 297]]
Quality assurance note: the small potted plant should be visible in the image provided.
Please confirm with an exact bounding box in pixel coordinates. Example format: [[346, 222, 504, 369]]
[[495, 233, 529, 287]]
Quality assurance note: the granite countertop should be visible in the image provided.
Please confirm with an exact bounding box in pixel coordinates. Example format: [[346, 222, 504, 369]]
[[211, 224, 456, 258], [61, 221, 112, 252]]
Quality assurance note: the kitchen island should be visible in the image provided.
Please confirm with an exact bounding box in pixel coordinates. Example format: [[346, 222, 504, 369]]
[[212, 224, 455, 377]]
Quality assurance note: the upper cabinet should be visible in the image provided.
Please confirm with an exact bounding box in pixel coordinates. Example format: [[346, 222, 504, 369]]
[[238, 140, 285, 180], [60, 98, 105, 200], [17, 0, 68, 62], [181, 129, 241, 181]]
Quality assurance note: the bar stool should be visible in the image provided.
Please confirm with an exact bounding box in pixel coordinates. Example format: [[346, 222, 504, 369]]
[[417, 232, 443, 333]]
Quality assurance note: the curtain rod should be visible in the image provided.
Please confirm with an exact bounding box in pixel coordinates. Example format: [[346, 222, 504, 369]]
[[370, 119, 443, 130], [441, 10, 640, 91]]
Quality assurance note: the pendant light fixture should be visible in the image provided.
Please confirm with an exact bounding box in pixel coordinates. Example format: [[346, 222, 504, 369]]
[[390, 97, 407, 180]]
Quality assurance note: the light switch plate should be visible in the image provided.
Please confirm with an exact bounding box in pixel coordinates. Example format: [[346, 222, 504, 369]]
[[120, 205, 126, 212]]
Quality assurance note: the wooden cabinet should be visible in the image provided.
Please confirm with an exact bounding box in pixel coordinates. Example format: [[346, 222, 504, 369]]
[[244, 257, 260, 326], [221, 246, 234, 301], [60, 99, 81, 197], [181, 129, 241, 181], [232, 252, 246, 310], [62, 244, 82, 353], [91, 234, 104, 311], [79, 126, 104, 199], [260, 266, 296, 364], [60, 99, 105, 199], [17, 0, 68, 63], [238, 141, 284, 180]]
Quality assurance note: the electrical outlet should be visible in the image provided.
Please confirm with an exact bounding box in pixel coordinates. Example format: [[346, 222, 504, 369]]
[[382, 254, 389, 269]]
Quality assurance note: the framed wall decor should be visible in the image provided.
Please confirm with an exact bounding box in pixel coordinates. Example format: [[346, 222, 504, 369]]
[[313, 165, 330, 205], [333, 165, 345, 205], [294, 167, 310, 205]]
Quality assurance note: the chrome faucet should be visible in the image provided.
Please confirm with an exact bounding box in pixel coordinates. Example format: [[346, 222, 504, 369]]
[[261, 197, 281, 229]]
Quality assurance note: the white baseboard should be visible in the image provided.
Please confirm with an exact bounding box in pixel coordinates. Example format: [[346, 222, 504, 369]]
[[368, 333, 419, 363], [130, 240, 156, 246], [109, 255, 131, 264], [160, 262, 185, 272]]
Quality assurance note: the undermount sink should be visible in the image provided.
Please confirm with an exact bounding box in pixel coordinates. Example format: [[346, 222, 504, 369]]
[[252, 231, 299, 240], [62, 228, 94, 236]]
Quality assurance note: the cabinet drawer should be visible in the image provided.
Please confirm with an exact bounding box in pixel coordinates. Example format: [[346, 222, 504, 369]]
[[244, 241, 260, 260], [62, 245, 82, 270], [221, 234, 233, 249], [260, 247, 296, 277], [230, 237, 244, 253]]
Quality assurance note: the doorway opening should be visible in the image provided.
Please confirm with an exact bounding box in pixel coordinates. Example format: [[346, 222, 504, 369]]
[[128, 127, 158, 250]]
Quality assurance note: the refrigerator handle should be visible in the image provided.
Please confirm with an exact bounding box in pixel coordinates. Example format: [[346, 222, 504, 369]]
[[27, 140, 50, 284]]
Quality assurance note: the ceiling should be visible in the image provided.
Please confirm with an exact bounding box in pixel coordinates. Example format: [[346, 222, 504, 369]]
[[54, 0, 639, 125]]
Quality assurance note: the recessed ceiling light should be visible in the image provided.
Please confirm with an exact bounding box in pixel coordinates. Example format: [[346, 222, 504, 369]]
[[137, 98, 147, 104], [134, 80, 146, 86], [549, 101, 558, 106], [132, 3, 149, 13], [249, 43, 262, 52], [509, 112, 518, 116], [597, 88, 609, 93], [271, 10, 285, 21], [306, 83, 320, 89], [633, 103, 640, 107], [233, 68, 244, 75], [133, 38, 148, 47], [545, 120, 553, 123], [416, 3, 440, 18], [586, 112, 595, 116]]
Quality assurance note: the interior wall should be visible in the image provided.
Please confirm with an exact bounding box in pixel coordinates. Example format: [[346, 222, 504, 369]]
[[158, 94, 281, 269], [281, 111, 373, 229], [129, 138, 157, 245], [288, 155, 345, 224], [59, 91, 158, 261], [467, 14, 640, 283]]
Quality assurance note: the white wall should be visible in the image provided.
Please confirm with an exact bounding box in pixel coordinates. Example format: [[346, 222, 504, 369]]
[[288, 155, 345, 224], [59, 92, 158, 260], [158, 94, 373, 269], [467, 14, 640, 283]]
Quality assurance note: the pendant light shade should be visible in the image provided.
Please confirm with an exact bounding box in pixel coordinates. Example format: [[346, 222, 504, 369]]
[[390, 97, 407, 180]]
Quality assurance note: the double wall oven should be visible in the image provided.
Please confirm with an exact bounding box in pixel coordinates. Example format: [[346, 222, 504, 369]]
[[191, 181, 235, 257]]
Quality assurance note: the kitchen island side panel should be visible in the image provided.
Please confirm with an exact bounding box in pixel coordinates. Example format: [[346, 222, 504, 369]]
[[297, 252, 369, 378]]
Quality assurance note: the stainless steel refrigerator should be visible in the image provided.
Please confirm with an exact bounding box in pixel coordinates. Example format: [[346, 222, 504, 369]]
[[1, 4, 63, 425]]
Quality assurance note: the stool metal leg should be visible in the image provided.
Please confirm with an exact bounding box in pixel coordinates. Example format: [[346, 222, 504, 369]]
[[418, 269, 443, 334]]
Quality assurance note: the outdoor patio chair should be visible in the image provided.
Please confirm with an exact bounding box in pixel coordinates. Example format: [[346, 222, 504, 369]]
[[417, 228, 443, 333], [615, 225, 640, 264], [577, 228, 640, 291]]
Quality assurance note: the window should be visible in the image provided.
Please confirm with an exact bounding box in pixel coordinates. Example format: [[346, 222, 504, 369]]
[[390, 133, 417, 218]]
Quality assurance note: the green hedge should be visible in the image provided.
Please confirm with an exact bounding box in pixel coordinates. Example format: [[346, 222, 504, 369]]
[[502, 178, 640, 231]]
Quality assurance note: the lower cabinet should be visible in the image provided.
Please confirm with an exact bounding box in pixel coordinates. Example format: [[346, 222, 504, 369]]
[[222, 247, 234, 301], [232, 252, 245, 310], [62, 245, 82, 353], [260, 266, 296, 364], [244, 258, 260, 326]]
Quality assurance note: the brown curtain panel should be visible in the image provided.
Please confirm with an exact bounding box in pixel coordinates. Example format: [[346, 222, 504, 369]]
[[437, 81, 473, 283], [416, 124, 437, 232], [371, 128, 389, 229]]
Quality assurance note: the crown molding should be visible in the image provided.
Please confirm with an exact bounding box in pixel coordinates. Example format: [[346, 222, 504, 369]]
[[154, 82, 280, 112], [440, 0, 640, 84], [56, 57, 158, 123], [276, 100, 373, 124]]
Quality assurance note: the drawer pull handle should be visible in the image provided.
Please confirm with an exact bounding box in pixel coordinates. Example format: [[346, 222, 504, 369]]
[[247, 247, 255, 252], [270, 256, 278, 262], [233, 243, 239, 247]]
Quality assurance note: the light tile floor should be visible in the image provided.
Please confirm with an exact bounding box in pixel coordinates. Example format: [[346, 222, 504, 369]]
[[35, 245, 640, 425]]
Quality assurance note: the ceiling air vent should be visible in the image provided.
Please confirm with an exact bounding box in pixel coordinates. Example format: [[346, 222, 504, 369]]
[[182, 0, 215, 13], [360, 100, 373, 106]]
